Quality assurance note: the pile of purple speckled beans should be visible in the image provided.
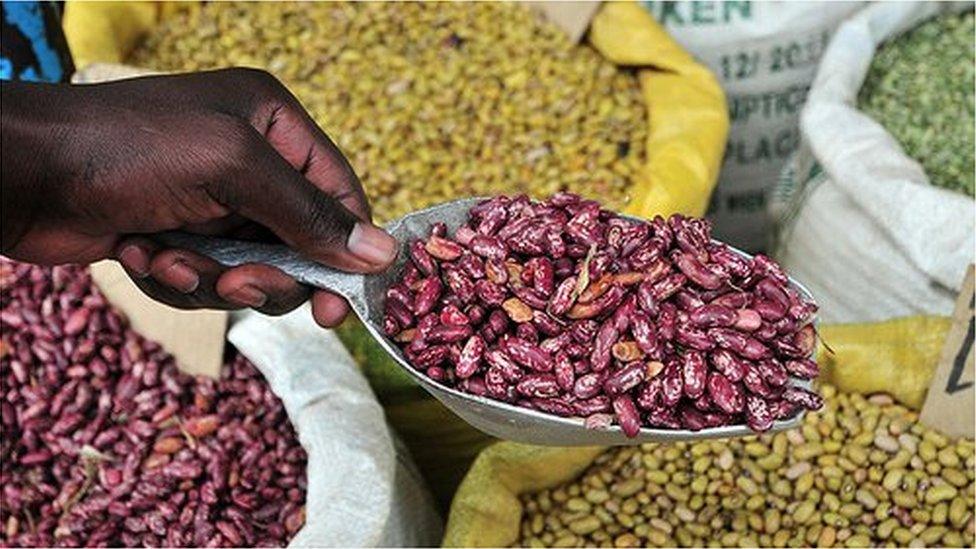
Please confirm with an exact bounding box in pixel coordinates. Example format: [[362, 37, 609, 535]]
[[0, 260, 306, 547], [384, 194, 824, 437]]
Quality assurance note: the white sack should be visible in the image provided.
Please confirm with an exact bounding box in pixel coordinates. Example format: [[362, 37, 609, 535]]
[[229, 307, 442, 547], [771, 2, 975, 323], [644, 0, 864, 251]]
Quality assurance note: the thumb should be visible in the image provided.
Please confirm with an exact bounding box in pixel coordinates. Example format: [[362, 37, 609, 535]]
[[214, 130, 397, 273]]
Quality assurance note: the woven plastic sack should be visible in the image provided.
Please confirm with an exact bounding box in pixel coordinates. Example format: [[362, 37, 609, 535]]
[[63, 1, 729, 510], [442, 315, 952, 547], [770, 1, 975, 323], [642, 0, 865, 251], [229, 308, 442, 547]]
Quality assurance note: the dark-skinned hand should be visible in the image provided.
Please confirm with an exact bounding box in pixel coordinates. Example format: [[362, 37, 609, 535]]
[[1, 68, 397, 327]]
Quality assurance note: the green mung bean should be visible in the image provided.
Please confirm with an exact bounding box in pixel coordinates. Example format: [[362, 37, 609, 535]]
[[859, 11, 975, 196]]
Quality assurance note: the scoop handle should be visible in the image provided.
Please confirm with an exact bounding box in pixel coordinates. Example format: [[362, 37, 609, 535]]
[[152, 232, 367, 306]]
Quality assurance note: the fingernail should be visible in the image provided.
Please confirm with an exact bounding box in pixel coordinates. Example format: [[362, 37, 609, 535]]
[[227, 285, 267, 308], [118, 245, 149, 278], [347, 223, 397, 266], [163, 262, 199, 294]]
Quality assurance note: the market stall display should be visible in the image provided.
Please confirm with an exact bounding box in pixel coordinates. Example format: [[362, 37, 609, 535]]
[[10, 3, 967, 549]]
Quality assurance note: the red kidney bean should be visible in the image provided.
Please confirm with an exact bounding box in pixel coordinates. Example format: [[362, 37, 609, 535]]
[[574, 396, 611, 417], [707, 372, 744, 415], [733, 309, 762, 332], [516, 322, 539, 343], [474, 280, 506, 307], [567, 285, 625, 320], [745, 394, 774, 432], [782, 386, 823, 410], [710, 291, 751, 309], [679, 405, 709, 431], [572, 372, 605, 400], [513, 286, 549, 310], [757, 359, 789, 387], [469, 235, 506, 260], [769, 399, 800, 421], [681, 351, 707, 399], [548, 276, 577, 317], [590, 321, 618, 372], [636, 377, 662, 410], [413, 277, 443, 316], [741, 363, 776, 398], [628, 314, 659, 359], [611, 395, 641, 438], [689, 304, 737, 327], [485, 349, 523, 383], [569, 320, 600, 343], [784, 358, 820, 380], [439, 304, 470, 326], [409, 241, 437, 276], [646, 406, 681, 429], [603, 362, 646, 396], [501, 337, 553, 372], [529, 258, 555, 297], [660, 362, 684, 407], [709, 349, 746, 382], [554, 352, 575, 392], [657, 303, 677, 342], [386, 195, 821, 437], [754, 298, 787, 321], [424, 235, 464, 261], [675, 324, 715, 351], [457, 253, 485, 281], [475, 207, 509, 238], [454, 226, 477, 247], [674, 289, 705, 311], [456, 336, 485, 379], [531, 397, 574, 417], [771, 338, 805, 358], [650, 273, 686, 301], [673, 251, 724, 290], [708, 244, 752, 278], [516, 374, 560, 398]]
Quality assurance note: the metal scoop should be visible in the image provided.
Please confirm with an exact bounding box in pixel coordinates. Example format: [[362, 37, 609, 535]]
[[157, 197, 816, 446]]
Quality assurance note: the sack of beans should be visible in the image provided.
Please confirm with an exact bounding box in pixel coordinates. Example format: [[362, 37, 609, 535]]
[[442, 317, 975, 548], [643, 0, 865, 251], [770, 2, 975, 323], [0, 258, 441, 547]]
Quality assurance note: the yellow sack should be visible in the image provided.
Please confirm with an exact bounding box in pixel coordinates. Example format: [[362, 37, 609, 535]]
[[63, 2, 182, 69], [591, 2, 729, 218], [64, 0, 729, 510], [818, 316, 951, 410], [442, 315, 951, 547]]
